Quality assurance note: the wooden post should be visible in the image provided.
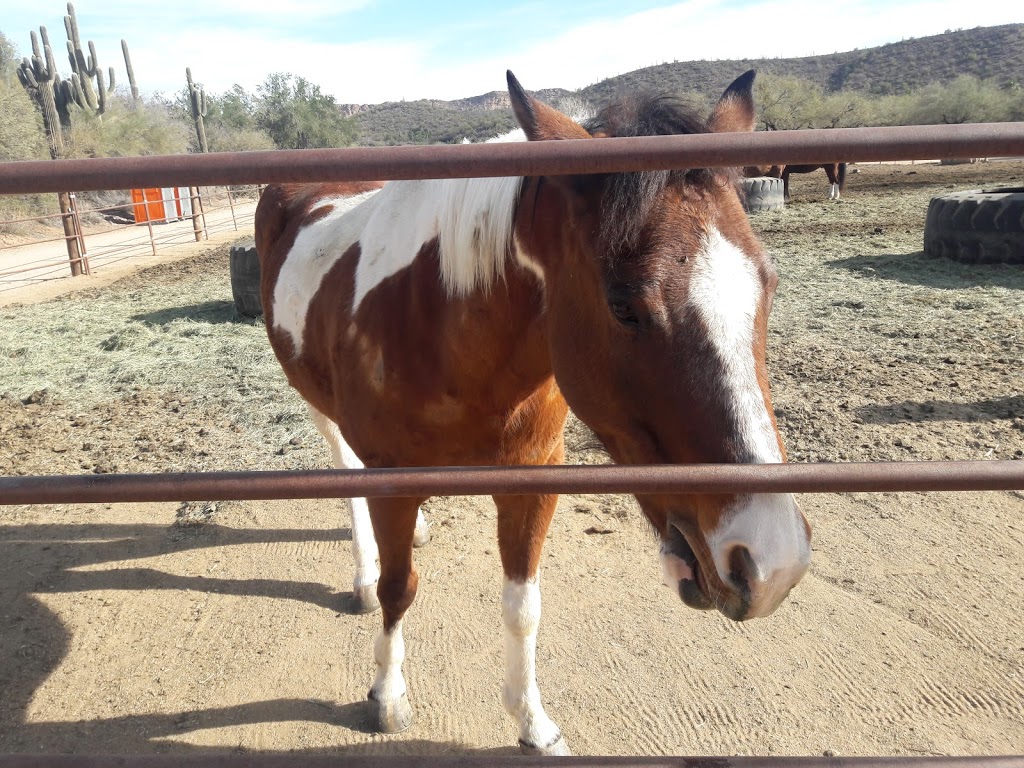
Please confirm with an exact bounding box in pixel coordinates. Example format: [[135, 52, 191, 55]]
[[68, 192, 90, 274], [189, 186, 206, 241], [57, 191, 83, 277]]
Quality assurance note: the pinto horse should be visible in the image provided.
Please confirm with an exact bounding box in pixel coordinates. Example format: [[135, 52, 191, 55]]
[[255, 69, 811, 755]]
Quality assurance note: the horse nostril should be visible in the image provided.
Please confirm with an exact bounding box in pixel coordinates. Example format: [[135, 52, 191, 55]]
[[727, 545, 758, 592]]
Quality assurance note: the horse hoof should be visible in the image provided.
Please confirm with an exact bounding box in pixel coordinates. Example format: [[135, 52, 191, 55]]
[[351, 584, 380, 614], [519, 734, 571, 756], [412, 524, 431, 548], [370, 691, 413, 733]]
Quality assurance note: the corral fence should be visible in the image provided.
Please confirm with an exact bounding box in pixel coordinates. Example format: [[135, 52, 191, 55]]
[[0, 122, 1023, 766], [0, 184, 261, 289]]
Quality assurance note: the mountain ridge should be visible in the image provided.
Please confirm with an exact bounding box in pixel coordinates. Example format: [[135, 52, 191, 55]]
[[347, 24, 1024, 145]]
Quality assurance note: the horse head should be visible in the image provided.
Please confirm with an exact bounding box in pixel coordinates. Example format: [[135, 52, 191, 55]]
[[508, 70, 811, 621]]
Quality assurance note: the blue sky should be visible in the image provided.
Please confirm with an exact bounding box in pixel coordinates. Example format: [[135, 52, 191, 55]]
[[5, 0, 1022, 104]]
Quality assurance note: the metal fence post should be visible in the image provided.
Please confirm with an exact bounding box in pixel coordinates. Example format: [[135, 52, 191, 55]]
[[145, 211, 157, 257], [226, 186, 238, 230]]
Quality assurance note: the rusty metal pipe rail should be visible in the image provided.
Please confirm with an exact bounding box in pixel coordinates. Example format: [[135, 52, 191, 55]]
[[1, 123, 1022, 195], [1, 461, 1022, 506], [0, 755, 1021, 768]]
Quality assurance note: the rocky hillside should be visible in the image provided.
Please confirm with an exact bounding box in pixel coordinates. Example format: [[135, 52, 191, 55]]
[[349, 24, 1024, 145]]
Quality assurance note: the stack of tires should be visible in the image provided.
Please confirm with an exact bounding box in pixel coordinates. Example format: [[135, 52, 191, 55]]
[[924, 187, 1024, 265]]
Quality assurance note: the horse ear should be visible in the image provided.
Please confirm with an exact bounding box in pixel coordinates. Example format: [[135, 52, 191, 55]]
[[708, 69, 756, 133], [507, 70, 591, 142]]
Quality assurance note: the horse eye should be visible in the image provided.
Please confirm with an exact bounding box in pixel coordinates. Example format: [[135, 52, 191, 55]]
[[609, 300, 640, 328]]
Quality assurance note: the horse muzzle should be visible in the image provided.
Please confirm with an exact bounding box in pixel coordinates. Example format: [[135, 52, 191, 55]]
[[661, 495, 811, 621]]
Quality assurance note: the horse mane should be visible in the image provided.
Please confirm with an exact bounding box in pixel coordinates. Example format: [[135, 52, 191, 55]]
[[436, 94, 718, 295], [437, 171, 523, 297], [582, 94, 719, 256]]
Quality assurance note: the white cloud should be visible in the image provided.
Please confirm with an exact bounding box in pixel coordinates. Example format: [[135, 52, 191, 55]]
[[26, 0, 1024, 104], [118, 26, 429, 102]]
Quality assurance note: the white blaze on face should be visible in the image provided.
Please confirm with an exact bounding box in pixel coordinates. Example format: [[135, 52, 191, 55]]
[[687, 226, 780, 464], [686, 228, 809, 612]]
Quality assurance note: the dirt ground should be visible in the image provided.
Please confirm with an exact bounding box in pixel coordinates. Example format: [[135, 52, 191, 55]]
[[0, 161, 1022, 757]]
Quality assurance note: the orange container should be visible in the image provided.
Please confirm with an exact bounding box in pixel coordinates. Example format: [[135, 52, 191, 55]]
[[131, 188, 168, 223]]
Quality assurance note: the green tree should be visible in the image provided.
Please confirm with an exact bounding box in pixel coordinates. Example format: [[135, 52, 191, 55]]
[[256, 72, 357, 149], [204, 85, 275, 150], [904, 75, 1016, 124], [755, 74, 824, 130], [214, 84, 259, 132], [0, 30, 18, 78]]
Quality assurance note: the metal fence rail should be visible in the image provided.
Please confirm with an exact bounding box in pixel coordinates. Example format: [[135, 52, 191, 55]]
[[1, 757, 1022, 768], [2, 123, 1023, 194], [2, 461, 1023, 507], [0, 123, 1022, 762]]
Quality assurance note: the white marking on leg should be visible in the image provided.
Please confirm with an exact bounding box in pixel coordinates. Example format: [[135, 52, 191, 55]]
[[307, 406, 379, 603], [371, 617, 413, 732], [372, 618, 407, 703], [502, 576, 562, 750], [413, 510, 430, 547]]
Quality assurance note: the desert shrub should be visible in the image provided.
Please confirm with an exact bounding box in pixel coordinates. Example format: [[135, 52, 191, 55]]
[[63, 92, 190, 158], [205, 124, 276, 152]]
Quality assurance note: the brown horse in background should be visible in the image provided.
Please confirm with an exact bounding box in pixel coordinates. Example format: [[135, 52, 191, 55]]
[[745, 163, 847, 201]]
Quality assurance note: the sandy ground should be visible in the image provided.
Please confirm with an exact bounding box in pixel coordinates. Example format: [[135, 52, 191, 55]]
[[0, 163, 1022, 757]]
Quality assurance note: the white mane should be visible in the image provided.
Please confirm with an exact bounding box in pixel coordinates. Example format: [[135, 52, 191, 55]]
[[436, 129, 526, 297]]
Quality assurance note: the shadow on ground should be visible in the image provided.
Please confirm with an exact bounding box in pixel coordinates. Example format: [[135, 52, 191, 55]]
[[828, 252, 1024, 290], [854, 395, 1024, 425], [0, 520, 429, 755], [132, 301, 259, 327]]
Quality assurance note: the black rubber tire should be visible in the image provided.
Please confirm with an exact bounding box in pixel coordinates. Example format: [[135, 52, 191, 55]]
[[229, 239, 263, 317], [923, 187, 1024, 265], [741, 176, 785, 213]]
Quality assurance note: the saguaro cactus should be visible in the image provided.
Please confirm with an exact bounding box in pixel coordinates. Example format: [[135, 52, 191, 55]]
[[63, 2, 115, 116], [15, 25, 84, 277], [187, 67, 209, 152], [121, 39, 139, 102], [16, 27, 66, 156]]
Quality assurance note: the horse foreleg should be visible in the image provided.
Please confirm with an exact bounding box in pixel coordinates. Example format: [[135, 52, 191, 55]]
[[308, 406, 428, 613], [824, 166, 840, 200], [367, 496, 425, 733], [494, 490, 570, 756]]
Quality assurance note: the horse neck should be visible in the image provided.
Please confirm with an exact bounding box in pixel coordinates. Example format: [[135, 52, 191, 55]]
[[438, 254, 554, 405]]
